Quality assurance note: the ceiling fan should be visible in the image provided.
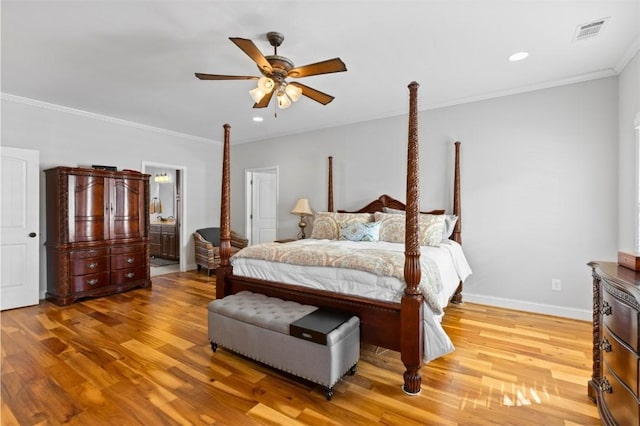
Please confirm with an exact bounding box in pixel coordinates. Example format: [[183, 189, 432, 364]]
[[195, 31, 347, 110]]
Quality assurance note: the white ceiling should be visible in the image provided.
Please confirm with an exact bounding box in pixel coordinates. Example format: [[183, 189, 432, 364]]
[[2, 1, 639, 144]]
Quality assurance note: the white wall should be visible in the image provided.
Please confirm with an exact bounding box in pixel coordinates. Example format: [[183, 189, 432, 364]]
[[230, 77, 619, 319], [1, 95, 223, 296], [618, 51, 640, 252]]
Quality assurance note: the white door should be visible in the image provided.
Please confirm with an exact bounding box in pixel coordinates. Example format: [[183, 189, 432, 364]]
[[1, 146, 40, 310], [250, 171, 277, 244]]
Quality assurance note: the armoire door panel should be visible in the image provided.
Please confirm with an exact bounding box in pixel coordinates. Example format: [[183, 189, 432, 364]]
[[68, 174, 107, 242], [109, 178, 143, 240]]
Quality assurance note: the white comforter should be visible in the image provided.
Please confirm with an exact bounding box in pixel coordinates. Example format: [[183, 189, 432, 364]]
[[231, 239, 472, 362]]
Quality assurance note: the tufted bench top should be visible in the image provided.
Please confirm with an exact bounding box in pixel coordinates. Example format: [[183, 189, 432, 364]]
[[209, 291, 318, 335]]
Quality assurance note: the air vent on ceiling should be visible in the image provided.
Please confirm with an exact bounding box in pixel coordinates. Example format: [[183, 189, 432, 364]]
[[573, 17, 609, 41]]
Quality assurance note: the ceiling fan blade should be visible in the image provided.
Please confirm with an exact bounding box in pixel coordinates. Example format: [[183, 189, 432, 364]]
[[253, 90, 274, 108], [229, 37, 273, 73], [195, 73, 259, 81], [289, 82, 335, 105], [288, 58, 347, 78]]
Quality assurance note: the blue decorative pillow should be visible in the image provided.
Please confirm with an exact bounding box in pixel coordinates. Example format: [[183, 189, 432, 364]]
[[339, 222, 381, 242]]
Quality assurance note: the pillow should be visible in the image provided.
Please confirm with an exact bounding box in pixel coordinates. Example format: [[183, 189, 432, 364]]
[[310, 212, 374, 240], [374, 212, 445, 246], [382, 206, 405, 214], [339, 222, 381, 242], [196, 227, 220, 246], [442, 215, 458, 240]]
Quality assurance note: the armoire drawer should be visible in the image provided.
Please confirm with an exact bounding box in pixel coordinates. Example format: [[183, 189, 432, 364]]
[[111, 251, 144, 270], [111, 243, 145, 255], [111, 266, 145, 285], [71, 271, 110, 293], [601, 368, 640, 426], [602, 327, 639, 397], [602, 287, 639, 352], [69, 255, 109, 276], [69, 247, 109, 259]]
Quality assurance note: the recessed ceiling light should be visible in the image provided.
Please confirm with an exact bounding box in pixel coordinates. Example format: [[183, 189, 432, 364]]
[[509, 51, 529, 62], [253, 117, 263, 122]]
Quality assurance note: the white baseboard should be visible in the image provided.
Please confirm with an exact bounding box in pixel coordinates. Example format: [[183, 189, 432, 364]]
[[461, 292, 592, 321]]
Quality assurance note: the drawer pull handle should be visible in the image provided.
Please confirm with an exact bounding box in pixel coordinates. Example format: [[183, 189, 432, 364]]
[[87, 262, 98, 269], [601, 301, 612, 316], [599, 337, 611, 352], [87, 279, 98, 286], [127, 257, 135, 263], [600, 377, 612, 394], [125, 272, 135, 278]]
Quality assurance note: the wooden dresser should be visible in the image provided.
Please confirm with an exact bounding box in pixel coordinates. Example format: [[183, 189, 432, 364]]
[[588, 261, 640, 425], [44, 167, 151, 305]]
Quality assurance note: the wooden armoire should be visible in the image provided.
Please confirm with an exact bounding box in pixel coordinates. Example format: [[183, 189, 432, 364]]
[[44, 167, 151, 305]]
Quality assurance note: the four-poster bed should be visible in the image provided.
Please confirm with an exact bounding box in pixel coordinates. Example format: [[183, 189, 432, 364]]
[[215, 82, 467, 394]]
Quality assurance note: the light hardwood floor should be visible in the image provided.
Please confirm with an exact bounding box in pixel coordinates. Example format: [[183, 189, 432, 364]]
[[1, 271, 599, 425]]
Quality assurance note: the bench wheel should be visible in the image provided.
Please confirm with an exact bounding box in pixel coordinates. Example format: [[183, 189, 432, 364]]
[[348, 364, 357, 376], [325, 387, 334, 401], [210, 342, 218, 352]]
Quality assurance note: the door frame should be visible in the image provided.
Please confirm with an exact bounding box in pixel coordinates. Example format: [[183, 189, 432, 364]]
[[245, 166, 279, 245], [141, 161, 187, 272]]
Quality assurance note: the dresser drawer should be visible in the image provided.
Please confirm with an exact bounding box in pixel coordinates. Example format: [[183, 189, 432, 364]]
[[69, 248, 109, 259], [69, 255, 109, 276], [71, 271, 110, 293], [602, 288, 639, 352], [602, 327, 639, 397], [111, 251, 144, 270], [111, 266, 145, 285], [601, 367, 640, 426]]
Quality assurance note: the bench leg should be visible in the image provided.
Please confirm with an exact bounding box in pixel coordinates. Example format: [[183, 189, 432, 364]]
[[348, 364, 357, 376], [325, 387, 334, 401], [210, 342, 218, 352]]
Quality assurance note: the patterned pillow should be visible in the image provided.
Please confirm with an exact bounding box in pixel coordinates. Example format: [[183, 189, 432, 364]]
[[374, 212, 445, 246], [339, 222, 381, 242], [310, 212, 373, 240]]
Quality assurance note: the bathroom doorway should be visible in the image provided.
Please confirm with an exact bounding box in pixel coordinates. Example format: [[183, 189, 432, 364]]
[[142, 161, 187, 273]]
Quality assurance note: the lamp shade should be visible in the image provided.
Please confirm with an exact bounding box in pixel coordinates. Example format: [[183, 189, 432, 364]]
[[291, 198, 312, 216], [277, 91, 292, 109], [285, 84, 302, 102]]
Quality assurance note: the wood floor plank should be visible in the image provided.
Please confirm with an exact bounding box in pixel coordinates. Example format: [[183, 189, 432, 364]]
[[0, 271, 600, 425]]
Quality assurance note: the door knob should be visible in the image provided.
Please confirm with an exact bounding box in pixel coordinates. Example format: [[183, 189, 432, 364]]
[[28, 232, 37, 238]]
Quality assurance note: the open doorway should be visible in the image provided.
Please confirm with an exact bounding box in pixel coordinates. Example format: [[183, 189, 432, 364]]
[[245, 167, 279, 245], [142, 161, 187, 273]]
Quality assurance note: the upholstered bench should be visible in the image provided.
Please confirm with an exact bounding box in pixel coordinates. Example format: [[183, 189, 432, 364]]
[[207, 291, 360, 400]]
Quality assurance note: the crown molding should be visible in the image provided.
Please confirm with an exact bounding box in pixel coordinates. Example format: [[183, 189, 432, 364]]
[[422, 69, 618, 112], [615, 35, 640, 74], [0, 93, 220, 145]]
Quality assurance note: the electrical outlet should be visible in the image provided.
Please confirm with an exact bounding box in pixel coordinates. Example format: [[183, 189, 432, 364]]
[[551, 279, 562, 291]]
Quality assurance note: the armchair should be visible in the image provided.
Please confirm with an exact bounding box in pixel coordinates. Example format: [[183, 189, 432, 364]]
[[194, 228, 249, 276]]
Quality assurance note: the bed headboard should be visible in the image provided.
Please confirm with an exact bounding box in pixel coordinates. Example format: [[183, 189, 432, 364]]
[[337, 194, 445, 215]]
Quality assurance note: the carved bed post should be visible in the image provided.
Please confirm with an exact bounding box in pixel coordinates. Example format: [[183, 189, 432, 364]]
[[451, 141, 463, 304], [401, 81, 424, 394], [216, 123, 232, 300], [328, 156, 334, 212]]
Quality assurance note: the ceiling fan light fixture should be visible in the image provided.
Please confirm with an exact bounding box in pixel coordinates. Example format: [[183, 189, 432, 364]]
[[257, 76, 275, 92], [285, 84, 302, 102], [249, 87, 267, 103], [277, 91, 292, 109]]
